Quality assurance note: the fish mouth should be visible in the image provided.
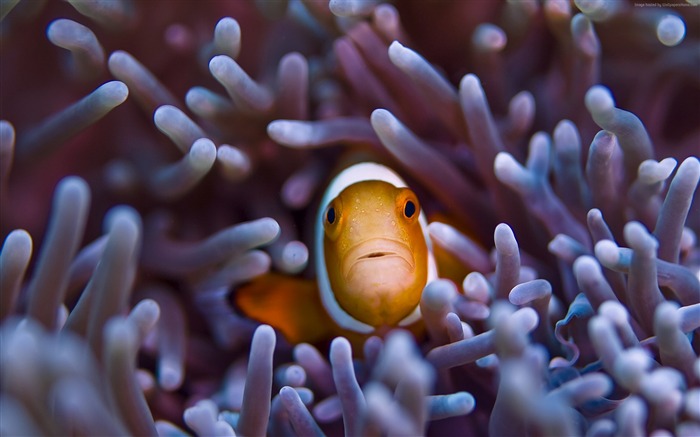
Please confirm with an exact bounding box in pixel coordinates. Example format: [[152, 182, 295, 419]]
[[342, 238, 415, 279], [359, 251, 393, 259]]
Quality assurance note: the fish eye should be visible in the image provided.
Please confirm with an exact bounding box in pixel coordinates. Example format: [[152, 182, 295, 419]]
[[323, 200, 343, 241], [404, 200, 416, 218]]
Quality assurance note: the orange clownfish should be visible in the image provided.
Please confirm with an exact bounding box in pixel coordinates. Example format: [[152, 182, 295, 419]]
[[235, 162, 437, 345], [316, 162, 438, 334]]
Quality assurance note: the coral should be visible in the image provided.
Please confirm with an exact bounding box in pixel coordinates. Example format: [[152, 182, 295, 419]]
[[1, 0, 698, 436]]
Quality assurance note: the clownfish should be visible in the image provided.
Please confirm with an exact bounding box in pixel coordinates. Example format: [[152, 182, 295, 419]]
[[316, 162, 438, 333], [235, 162, 437, 345]]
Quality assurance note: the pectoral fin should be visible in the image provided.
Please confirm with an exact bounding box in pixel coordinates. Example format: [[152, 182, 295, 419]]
[[234, 274, 335, 345]]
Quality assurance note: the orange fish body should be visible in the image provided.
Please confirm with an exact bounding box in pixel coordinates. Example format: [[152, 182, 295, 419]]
[[235, 162, 437, 346]]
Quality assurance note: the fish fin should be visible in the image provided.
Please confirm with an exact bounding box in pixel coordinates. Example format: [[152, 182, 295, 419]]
[[428, 212, 479, 284], [234, 273, 335, 344], [433, 243, 473, 284]]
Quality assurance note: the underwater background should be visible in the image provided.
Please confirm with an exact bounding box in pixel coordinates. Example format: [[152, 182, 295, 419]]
[[1, 0, 699, 435]]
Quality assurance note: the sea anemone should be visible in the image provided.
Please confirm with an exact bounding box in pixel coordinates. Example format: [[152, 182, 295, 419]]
[[1, 0, 698, 436]]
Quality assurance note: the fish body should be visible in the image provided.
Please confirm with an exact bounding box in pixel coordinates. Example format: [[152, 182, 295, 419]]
[[235, 162, 437, 344], [317, 162, 437, 333]]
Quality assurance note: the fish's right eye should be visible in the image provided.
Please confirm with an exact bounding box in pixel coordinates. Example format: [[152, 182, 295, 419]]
[[323, 199, 343, 240]]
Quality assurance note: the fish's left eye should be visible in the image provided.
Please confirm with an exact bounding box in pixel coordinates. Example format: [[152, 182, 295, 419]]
[[404, 200, 416, 218]]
